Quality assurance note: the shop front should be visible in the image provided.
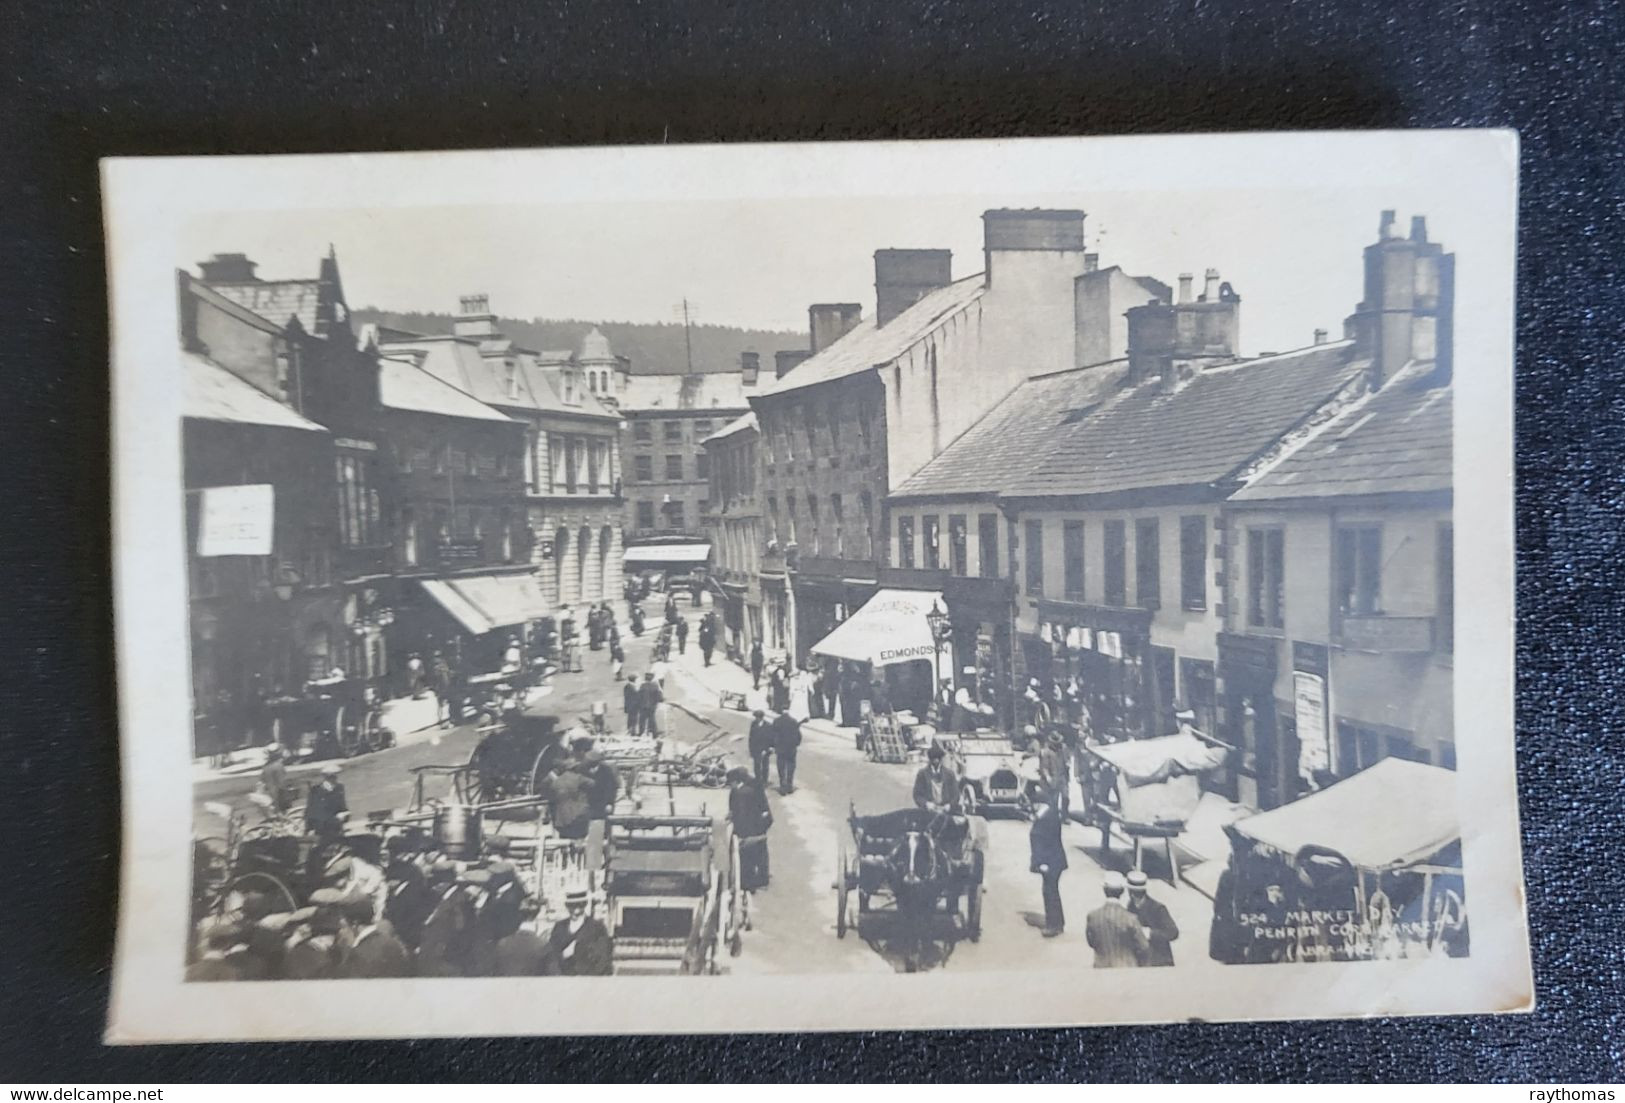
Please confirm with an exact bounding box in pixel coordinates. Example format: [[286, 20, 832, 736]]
[[1032, 600, 1157, 742], [944, 574, 1018, 731], [409, 568, 555, 675], [1215, 631, 1292, 810], [808, 587, 948, 719], [789, 555, 877, 666]]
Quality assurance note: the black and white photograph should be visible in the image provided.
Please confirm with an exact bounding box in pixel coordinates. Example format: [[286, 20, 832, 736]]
[[103, 132, 1527, 1039]]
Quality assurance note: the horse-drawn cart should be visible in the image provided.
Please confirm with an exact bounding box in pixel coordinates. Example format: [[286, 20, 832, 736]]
[[834, 805, 986, 955], [602, 813, 730, 975], [408, 712, 567, 811]]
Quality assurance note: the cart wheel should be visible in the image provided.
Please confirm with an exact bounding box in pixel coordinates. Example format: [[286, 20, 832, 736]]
[[332, 706, 351, 755], [835, 839, 850, 939], [222, 871, 298, 916], [960, 782, 980, 816], [965, 849, 984, 942]]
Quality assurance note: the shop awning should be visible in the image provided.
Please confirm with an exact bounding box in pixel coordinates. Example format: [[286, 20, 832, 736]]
[[420, 574, 554, 636], [623, 543, 711, 564], [810, 588, 943, 668], [1230, 757, 1459, 870]]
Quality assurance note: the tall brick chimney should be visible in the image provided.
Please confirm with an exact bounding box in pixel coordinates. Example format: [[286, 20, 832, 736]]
[[740, 351, 760, 387], [198, 253, 258, 283], [808, 303, 863, 354], [874, 250, 952, 327], [981, 209, 1086, 288], [1346, 210, 1455, 388], [774, 350, 811, 379]]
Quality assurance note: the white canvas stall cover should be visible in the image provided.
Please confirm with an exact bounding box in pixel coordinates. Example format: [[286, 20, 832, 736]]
[[622, 543, 711, 563], [1230, 757, 1459, 870], [809, 588, 943, 668]]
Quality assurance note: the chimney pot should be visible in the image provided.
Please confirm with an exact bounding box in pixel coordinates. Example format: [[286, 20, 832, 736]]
[[1379, 209, 1398, 239], [1410, 215, 1428, 243], [1313, 328, 1328, 345], [740, 351, 760, 386], [1177, 273, 1194, 304]]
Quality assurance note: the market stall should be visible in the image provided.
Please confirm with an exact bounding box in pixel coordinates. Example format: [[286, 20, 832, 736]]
[[809, 588, 947, 729], [1208, 757, 1466, 964], [1078, 729, 1230, 882]]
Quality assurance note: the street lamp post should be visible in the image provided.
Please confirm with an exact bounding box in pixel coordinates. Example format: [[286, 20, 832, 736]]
[[926, 599, 951, 691]]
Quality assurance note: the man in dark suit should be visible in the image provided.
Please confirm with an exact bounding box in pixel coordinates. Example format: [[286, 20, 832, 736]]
[[547, 890, 613, 975], [912, 745, 962, 814], [747, 710, 775, 784], [1028, 787, 1068, 937], [638, 672, 664, 736], [750, 640, 764, 689], [337, 892, 412, 978], [1126, 869, 1180, 966], [622, 673, 642, 735], [493, 899, 558, 976], [727, 767, 774, 892], [773, 710, 802, 795], [1085, 871, 1150, 968], [415, 862, 473, 977], [304, 763, 349, 845]]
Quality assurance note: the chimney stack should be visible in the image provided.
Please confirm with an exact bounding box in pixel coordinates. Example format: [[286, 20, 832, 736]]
[[1083, 253, 1100, 273], [1127, 268, 1241, 391], [198, 253, 258, 283], [1313, 328, 1328, 345], [1177, 273, 1194, 304], [1347, 210, 1454, 388], [873, 251, 952, 327], [981, 209, 1086, 289], [808, 303, 863, 354], [774, 349, 812, 379], [740, 351, 760, 387], [453, 293, 498, 340], [1202, 268, 1221, 302]]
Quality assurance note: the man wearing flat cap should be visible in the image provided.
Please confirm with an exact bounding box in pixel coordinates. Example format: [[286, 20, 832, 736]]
[[747, 710, 775, 784], [1126, 869, 1180, 966], [1085, 871, 1150, 968], [912, 744, 962, 815], [337, 890, 412, 978], [547, 890, 613, 976], [415, 862, 473, 976]]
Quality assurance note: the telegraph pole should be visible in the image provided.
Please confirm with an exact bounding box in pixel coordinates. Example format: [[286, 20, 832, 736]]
[[682, 297, 695, 374]]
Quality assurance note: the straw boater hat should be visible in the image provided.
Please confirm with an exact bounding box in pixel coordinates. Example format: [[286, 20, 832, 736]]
[[1126, 870, 1149, 891], [564, 888, 590, 906], [320, 763, 341, 777]]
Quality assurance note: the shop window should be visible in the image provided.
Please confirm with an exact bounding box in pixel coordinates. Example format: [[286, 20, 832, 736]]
[[1335, 719, 1426, 776], [923, 515, 940, 570], [1024, 519, 1044, 596], [1437, 523, 1454, 653], [665, 454, 683, 481], [1247, 527, 1286, 629], [948, 514, 968, 576], [1104, 520, 1126, 606], [978, 513, 999, 579], [634, 420, 652, 443], [1135, 517, 1161, 610], [1180, 515, 1207, 611], [636, 500, 654, 529], [635, 455, 653, 482], [1063, 520, 1085, 600], [898, 515, 915, 569], [1336, 526, 1382, 616]]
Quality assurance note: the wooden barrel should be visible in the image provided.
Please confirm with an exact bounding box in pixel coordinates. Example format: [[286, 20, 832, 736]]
[[433, 803, 483, 860]]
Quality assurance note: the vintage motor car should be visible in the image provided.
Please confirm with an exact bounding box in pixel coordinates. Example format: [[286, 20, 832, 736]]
[[944, 733, 1037, 817]]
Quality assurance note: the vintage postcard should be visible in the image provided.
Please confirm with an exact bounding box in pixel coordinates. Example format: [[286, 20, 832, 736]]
[[104, 131, 1529, 1042]]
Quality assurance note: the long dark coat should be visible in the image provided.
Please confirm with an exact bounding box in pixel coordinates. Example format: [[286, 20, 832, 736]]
[[547, 917, 614, 976]]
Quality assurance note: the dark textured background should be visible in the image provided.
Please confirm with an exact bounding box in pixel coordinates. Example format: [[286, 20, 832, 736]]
[[2, 0, 1620, 1082]]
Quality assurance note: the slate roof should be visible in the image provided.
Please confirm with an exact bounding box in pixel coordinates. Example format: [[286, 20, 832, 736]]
[[207, 280, 323, 334], [183, 351, 326, 432], [703, 411, 758, 445], [377, 355, 517, 424], [754, 275, 987, 398], [619, 371, 758, 412], [377, 335, 618, 422], [1232, 362, 1451, 501], [1001, 341, 1366, 500], [890, 362, 1130, 500]]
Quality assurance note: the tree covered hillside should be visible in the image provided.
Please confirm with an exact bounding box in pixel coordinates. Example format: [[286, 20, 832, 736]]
[[353, 309, 805, 375]]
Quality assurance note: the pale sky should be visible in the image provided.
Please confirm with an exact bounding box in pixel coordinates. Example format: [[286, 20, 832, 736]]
[[179, 186, 1477, 358]]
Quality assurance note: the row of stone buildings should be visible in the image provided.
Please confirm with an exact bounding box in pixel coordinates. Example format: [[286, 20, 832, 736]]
[[182, 255, 626, 755], [704, 208, 1455, 810]]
